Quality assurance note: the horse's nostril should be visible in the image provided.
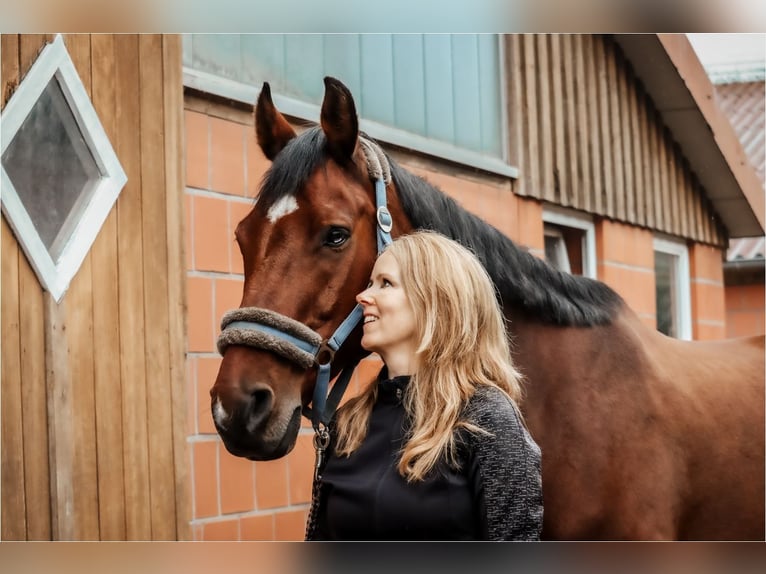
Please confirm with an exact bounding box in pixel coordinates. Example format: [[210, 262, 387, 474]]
[[245, 388, 273, 433]]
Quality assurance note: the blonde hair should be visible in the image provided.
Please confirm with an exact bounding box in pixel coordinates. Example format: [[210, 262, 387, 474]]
[[334, 231, 523, 482]]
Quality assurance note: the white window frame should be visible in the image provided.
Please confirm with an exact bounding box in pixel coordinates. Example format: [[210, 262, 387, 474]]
[[653, 235, 692, 341], [542, 206, 597, 279], [1, 34, 127, 302]]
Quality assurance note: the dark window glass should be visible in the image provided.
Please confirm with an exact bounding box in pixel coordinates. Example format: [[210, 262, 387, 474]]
[[2, 75, 101, 262]]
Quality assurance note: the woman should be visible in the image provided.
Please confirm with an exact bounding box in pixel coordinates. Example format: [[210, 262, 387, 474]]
[[307, 231, 543, 540]]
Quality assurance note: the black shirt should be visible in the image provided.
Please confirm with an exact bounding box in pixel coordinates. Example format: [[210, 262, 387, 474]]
[[309, 373, 543, 541]]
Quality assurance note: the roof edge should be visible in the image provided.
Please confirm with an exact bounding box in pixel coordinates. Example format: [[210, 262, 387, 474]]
[[658, 34, 764, 235], [614, 34, 765, 239]]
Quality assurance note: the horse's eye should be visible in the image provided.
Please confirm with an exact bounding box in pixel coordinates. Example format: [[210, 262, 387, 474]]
[[324, 227, 350, 248]]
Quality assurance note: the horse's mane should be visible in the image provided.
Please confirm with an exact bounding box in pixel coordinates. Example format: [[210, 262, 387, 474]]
[[388, 162, 623, 326], [259, 127, 623, 327]]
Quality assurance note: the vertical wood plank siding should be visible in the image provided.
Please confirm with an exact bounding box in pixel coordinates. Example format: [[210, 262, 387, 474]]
[[504, 34, 727, 247], [0, 34, 189, 540]]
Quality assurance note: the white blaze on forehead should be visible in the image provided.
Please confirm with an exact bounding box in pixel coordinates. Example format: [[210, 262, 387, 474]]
[[267, 195, 299, 223], [213, 397, 229, 429]]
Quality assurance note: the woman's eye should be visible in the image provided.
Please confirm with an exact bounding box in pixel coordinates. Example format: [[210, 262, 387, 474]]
[[382, 279, 392, 287], [324, 227, 350, 248]]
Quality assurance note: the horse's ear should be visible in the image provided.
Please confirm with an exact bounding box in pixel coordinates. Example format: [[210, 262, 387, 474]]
[[320, 77, 358, 160], [255, 82, 297, 161]]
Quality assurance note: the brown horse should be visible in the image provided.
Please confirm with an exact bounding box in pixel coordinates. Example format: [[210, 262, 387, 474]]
[[210, 77, 765, 540]]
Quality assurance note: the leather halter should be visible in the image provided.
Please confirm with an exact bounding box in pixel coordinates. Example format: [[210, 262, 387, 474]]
[[216, 137, 392, 433]]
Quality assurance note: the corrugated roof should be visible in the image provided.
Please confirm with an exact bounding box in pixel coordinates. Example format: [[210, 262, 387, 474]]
[[715, 81, 765, 185], [715, 80, 766, 262]]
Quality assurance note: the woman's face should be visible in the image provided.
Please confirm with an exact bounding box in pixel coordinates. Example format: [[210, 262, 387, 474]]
[[356, 251, 418, 363]]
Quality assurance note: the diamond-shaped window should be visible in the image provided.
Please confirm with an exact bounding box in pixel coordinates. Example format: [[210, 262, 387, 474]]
[[1, 34, 126, 302]]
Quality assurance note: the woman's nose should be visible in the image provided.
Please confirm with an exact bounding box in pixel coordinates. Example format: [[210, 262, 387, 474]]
[[356, 289, 372, 305]]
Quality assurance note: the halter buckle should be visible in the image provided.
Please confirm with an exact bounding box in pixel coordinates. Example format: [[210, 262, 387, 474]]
[[315, 341, 336, 366], [377, 206, 393, 233]]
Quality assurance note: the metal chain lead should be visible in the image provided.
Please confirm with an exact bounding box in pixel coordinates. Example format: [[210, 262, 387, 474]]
[[305, 426, 331, 540]]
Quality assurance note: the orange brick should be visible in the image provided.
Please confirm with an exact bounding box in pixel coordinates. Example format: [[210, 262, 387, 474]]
[[246, 129, 271, 199], [598, 263, 655, 317], [185, 110, 209, 190], [626, 226, 654, 269], [597, 262, 623, 295], [517, 197, 544, 251], [478, 183, 514, 239], [726, 310, 765, 338], [287, 434, 314, 505], [596, 219, 627, 265], [691, 282, 725, 323], [187, 276, 214, 353], [241, 514, 274, 541], [459, 185, 484, 218], [625, 269, 656, 316], [197, 357, 222, 435], [193, 195, 231, 273], [202, 518, 239, 541], [506, 191, 521, 242], [693, 322, 726, 341], [220, 450, 256, 515], [274, 509, 307, 541], [211, 117, 246, 196], [185, 194, 194, 270], [215, 277, 244, 331], [420, 170, 462, 198], [402, 164, 432, 182], [689, 243, 724, 283], [255, 458, 289, 509], [193, 441, 219, 519], [419, 169, 460, 204], [187, 358, 196, 435], [741, 284, 765, 311], [724, 286, 743, 312]]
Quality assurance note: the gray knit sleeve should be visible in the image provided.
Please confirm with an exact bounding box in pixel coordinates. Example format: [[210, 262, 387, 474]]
[[462, 386, 543, 540]]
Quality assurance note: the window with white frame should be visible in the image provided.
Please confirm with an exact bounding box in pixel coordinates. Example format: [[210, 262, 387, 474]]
[[653, 236, 692, 340], [1, 34, 126, 302], [542, 207, 597, 278]]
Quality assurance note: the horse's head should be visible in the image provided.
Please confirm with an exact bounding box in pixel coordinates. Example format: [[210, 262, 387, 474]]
[[210, 77, 410, 460]]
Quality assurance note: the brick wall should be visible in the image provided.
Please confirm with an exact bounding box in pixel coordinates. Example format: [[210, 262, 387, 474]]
[[689, 244, 727, 340], [185, 104, 314, 540], [596, 219, 657, 330], [725, 283, 766, 338], [183, 98, 729, 540]]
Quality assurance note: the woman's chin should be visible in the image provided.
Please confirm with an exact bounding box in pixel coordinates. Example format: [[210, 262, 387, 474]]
[[360, 338, 378, 354]]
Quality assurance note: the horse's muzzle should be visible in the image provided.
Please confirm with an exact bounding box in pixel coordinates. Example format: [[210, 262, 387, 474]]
[[212, 390, 302, 461]]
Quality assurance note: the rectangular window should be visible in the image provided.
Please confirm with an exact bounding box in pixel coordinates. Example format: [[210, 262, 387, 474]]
[[542, 207, 596, 278], [182, 34, 515, 177], [653, 236, 692, 340]]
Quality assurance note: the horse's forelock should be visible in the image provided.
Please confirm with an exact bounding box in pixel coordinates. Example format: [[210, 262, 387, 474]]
[[257, 127, 328, 207]]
